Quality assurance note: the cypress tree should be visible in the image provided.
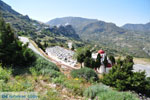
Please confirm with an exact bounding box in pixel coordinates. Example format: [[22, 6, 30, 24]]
[[95, 53, 101, 69], [103, 55, 108, 67], [109, 55, 116, 65]]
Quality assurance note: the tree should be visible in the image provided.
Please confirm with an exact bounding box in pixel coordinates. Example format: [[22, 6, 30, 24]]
[[75, 47, 91, 68], [44, 41, 48, 49], [95, 54, 101, 70], [77, 53, 85, 68], [71, 45, 75, 51], [124, 55, 134, 64], [84, 50, 91, 58], [103, 55, 108, 67], [109, 55, 115, 65], [102, 57, 150, 97], [0, 17, 36, 67], [116, 57, 123, 66], [84, 57, 95, 69], [84, 57, 91, 68]]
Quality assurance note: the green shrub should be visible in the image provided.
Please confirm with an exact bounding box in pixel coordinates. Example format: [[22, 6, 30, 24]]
[[84, 57, 95, 69], [84, 84, 139, 100], [102, 57, 150, 97], [48, 70, 63, 78], [71, 67, 99, 82], [52, 75, 65, 85], [39, 68, 63, 78], [84, 84, 109, 99], [0, 64, 11, 82], [33, 56, 59, 72]]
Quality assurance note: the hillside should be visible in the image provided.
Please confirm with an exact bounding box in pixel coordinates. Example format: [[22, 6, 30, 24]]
[[47, 17, 98, 34], [122, 22, 150, 31], [48, 25, 80, 40], [0, 0, 83, 49], [47, 17, 150, 58], [0, 0, 47, 34]]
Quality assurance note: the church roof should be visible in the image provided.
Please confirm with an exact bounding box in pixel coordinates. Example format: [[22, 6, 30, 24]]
[[98, 50, 105, 54]]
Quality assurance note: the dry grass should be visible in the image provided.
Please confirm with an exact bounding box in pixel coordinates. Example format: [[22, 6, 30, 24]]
[[133, 57, 150, 65], [115, 56, 150, 65]]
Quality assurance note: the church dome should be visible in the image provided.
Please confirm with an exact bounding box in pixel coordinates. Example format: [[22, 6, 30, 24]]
[[98, 50, 105, 54]]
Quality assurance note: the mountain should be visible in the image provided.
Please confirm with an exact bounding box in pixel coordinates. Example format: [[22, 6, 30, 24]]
[[47, 17, 150, 58], [80, 21, 125, 35], [39, 25, 80, 40], [47, 17, 98, 34], [48, 25, 80, 39], [0, 0, 47, 33], [47, 17, 126, 35], [122, 22, 150, 31], [0, 0, 82, 49]]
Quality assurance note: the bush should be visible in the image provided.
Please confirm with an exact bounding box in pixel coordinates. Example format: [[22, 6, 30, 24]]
[[102, 57, 150, 97], [32, 56, 60, 74], [52, 75, 66, 85], [84, 84, 139, 100], [84, 57, 95, 69], [0, 64, 11, 82], [84, 84, 109, 99], [71, 67, 99, 82], [39, 69, 62, 78]]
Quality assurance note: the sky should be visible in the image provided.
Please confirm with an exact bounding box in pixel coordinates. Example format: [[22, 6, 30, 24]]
[[2, 0, 150, 26]]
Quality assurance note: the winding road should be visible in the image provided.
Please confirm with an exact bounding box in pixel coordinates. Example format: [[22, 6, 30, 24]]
[[19, 36, 45, 58]]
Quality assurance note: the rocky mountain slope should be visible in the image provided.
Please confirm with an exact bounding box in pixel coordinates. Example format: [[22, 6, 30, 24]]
[[0, 0, 47, 33], [0, 0, 82, 48], [47, 17, 150, 58], [47, 17, 98, 34]]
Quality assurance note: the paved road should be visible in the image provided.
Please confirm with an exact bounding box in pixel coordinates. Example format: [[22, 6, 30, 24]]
[[19, 36, 44, 58], [133, 64, 150, 77]]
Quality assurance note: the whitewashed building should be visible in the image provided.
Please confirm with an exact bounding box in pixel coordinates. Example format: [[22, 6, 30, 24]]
[[92, 50, 112, 74]]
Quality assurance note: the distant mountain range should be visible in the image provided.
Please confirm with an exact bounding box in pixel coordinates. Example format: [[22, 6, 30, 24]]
[[1, 0, 150, 58], [122, 22, 150, 32], [47, 17, 150, 57], [47, 17, 150, 34], [47, 17, 98, 34]]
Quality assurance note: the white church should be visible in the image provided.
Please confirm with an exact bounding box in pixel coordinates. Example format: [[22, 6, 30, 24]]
[[92, 50, 113, 74]]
